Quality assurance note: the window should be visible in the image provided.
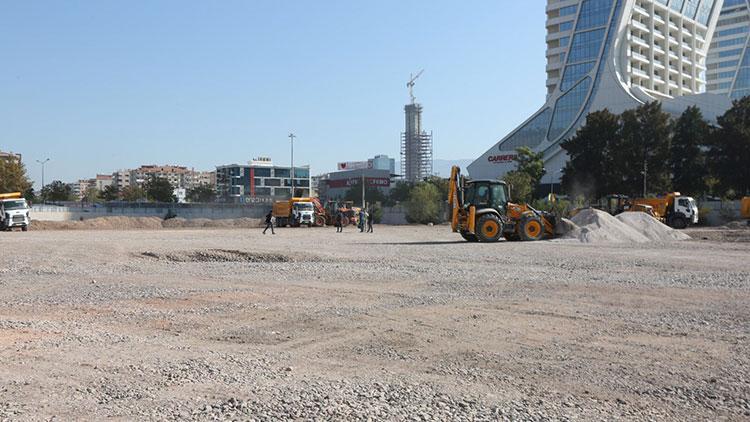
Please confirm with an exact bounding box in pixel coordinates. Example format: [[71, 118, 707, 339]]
[[567, 29, 606, 63], [491, 185, 508, 210], [253, 168, 271, 177], [575, 0, 613, 31], [561, 61, 595, 91], [264, 178, 281, 187], [274, 168, 290, 178]]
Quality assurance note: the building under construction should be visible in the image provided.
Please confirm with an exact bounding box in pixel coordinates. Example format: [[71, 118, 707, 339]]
[[401, 71, 433, 183]]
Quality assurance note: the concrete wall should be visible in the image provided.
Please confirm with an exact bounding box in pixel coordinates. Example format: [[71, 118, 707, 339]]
[[31, 204, 269, 222], [380, 206, 409, 225]]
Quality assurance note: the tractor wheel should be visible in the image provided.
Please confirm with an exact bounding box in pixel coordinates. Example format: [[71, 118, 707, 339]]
[[315, 216, 326, 227], [519, 216, 544, 241], [460, 231, 479, 242], [476, 214, 502, 242], [341, 216, 349, 226]]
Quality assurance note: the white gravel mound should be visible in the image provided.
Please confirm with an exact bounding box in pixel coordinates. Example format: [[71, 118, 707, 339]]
[[566, 209, 650, 243], [616, 212, 691, 242]]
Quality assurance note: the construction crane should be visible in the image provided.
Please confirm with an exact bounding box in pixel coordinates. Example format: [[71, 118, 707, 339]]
[[407, 69, 424, 104]]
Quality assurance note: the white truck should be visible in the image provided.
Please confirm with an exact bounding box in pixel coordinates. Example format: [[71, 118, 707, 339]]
[[0, 192, 30, 231]]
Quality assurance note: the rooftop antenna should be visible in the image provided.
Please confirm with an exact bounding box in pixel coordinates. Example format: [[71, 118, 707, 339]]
[[407, 69, 424, 104]]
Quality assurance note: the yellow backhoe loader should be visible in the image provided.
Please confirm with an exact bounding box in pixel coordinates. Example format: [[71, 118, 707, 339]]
[[447, 166, 556, 242]]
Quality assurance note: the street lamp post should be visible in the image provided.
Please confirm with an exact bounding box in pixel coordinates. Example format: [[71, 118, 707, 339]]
[[288, 133, 296, 197], [36, 158, 50, 202]]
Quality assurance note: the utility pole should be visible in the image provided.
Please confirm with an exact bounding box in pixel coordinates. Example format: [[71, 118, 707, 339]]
[[288, 133, 296, 198], [36, 158, 50, 202], [361, 169, 365, 209], [642, 158, 648, 198]]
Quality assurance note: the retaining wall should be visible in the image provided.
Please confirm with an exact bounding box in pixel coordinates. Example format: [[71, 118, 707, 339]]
[[31, 204, 269, 222]]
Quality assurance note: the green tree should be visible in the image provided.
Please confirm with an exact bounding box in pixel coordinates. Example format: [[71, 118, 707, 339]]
[[41, 180, 73, 202], [669, 106, 711, 196], [711, 96, 750, 197], [24, 187, 36, 203], [121, 186, 147, 202], [143, 176, 176, 203], [83, 187, 101, 204], [100, 184, 120, 202], [344, 181, 388, 207], [389, 181, 413, 204], [0, 158, 32, 194], [186, 184, 216, 203], [634, 101, 673, 195], [504, 170, 534, 204], [561, 109, 620, 200], [514, 146, 546, 188], [405, 182, 441, 224]]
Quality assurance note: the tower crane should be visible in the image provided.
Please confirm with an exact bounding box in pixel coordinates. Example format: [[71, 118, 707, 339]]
[[407, 69, 424, 104]]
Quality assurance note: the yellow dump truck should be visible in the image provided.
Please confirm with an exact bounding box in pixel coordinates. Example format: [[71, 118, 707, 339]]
[[273, 197, 316, 227], [741, 197, 750, 222], [631, 192, 698, 229]]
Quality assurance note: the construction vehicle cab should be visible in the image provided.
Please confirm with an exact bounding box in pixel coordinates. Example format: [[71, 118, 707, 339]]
[[448, 166, 556, 242], [632, 192, 698, 229], [0, 192, 30, 232]]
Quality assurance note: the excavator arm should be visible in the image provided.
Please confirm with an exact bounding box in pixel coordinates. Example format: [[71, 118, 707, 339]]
[[448, 166, 475, 234]]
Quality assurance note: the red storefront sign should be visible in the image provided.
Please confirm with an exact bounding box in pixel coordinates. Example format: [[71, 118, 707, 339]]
[[327, 177, 391, 188], [488, 154, 517, 164]]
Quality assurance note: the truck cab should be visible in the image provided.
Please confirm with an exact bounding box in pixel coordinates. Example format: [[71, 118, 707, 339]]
[[669, 195, 699, 228], [292, 201, 315, 227], [0, 193, 30, 231]]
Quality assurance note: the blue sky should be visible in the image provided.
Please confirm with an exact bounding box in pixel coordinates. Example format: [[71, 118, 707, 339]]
[[1, 1, 547, 188]]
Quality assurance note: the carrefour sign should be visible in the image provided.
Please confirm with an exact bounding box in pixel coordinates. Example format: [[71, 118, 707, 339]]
[[487, 154, 517, 164]]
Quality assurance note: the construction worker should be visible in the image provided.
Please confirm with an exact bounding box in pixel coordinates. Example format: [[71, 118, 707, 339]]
[[367, 208, 374, 233], [335, 212, 343, 233], [359, 209, 366, 233], [263, 211, 275, 235]]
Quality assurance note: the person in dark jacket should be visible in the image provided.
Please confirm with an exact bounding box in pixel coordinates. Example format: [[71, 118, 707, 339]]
[[335, 212, 343, 233], [263, 211, 275, 235], [366, 208, 374, 233]]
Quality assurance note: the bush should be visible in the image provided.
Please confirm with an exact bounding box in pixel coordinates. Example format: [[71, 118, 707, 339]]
[[405, 182, 442, 224], [504, 171, 533, 204], [531, 198, 572, 218]]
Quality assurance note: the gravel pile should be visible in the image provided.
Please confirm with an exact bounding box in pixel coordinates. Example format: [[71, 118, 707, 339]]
[[559, 209, 691, 243], [563, 209, 650, 243], [616, 212, 691, 242]]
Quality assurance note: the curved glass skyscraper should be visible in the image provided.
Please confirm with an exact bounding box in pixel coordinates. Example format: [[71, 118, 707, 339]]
[[706, 0, 750, 98], [469, 0, 731, 184]]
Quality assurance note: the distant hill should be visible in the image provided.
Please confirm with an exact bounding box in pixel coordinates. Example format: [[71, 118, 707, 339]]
[[395, 159, 473, 178]]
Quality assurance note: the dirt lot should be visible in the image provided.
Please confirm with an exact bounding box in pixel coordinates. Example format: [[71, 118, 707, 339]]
[[0, 225, 749, 420]]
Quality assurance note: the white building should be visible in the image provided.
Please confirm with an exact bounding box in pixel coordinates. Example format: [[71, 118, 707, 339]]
[[469, 0, 731, 185], [706, 0, 750, 97]]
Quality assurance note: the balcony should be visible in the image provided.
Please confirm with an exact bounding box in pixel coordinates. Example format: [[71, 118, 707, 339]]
[[631, 19, 649, 32], [632, 67, 649, 78], [633, 4, 649, 16], [631, 51, 650, 63], [631, 34, 650, 48]]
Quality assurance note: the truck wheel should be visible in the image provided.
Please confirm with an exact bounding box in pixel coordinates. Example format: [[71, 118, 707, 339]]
[[460, 231, 479, 242], [519, 216, 544, 241], [22, 225, 28, 232], [476, 214, 502, 242], [671, 216, 687, 230]]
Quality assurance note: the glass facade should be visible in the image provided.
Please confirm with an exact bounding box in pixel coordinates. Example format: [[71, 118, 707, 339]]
[[500, 108, 552, 151], [548, 77, 593, 141], [561, 61, 596, 91]]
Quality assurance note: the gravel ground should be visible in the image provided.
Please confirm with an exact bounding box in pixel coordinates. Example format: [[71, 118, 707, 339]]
[[0, 225, 749, 421]]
